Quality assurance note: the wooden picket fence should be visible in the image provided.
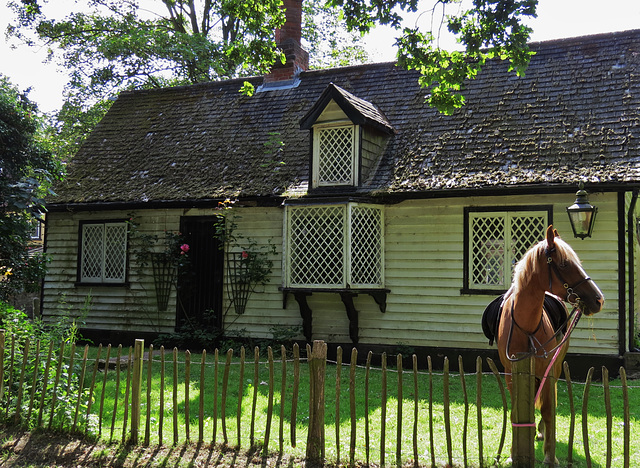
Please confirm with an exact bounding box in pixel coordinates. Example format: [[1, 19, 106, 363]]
[[0, 332, 636, 467]]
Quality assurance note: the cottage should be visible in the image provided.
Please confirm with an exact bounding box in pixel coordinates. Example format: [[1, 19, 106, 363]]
[[43, 2, 640, 368]]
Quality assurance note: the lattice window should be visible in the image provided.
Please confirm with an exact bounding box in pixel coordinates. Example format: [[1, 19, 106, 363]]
[[313, 125, 357, 187], [468, 210, 548, 290], [286, 203, 384, 288], [80, 221, 127, 283], [350, 205, 383, 286], [288, 205, 345, 286]]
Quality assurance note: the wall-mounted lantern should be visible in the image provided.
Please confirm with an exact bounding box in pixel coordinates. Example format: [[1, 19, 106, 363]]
[[566, 184, 597, 239]]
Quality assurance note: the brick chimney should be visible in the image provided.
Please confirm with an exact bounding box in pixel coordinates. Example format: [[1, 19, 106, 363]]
[[263, 0, 309, 84]]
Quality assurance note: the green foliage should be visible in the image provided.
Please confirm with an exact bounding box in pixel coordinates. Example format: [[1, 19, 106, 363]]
[[303, 0, 369, 68], [0, 75, 62, 300], [331, 0, 537, 114], [48, 98, 114, 161], [260, 325, 303, 354], [155, 309, 221, 352], [127, 219, 191, 272], [213, 199, 276, 290], [0, 300, 89, 430], [7, 0, 286, 98]]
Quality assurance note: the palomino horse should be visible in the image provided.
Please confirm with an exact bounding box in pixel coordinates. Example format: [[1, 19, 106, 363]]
[[486, 226, 604, 465]]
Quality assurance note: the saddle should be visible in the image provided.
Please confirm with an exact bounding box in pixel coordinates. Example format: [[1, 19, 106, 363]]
[[481, 293, 568, 346]]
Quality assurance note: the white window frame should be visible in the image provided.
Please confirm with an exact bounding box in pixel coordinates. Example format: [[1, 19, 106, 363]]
[[467, 209, 550, 291], [29, 219, 42, 240], [79, 221, 128, 284], [284, 203, 384, 289], [312, 123, 359, 188]]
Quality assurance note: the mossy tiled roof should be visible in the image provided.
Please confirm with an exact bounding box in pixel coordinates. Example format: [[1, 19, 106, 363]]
[[51, 29, 640, 205]]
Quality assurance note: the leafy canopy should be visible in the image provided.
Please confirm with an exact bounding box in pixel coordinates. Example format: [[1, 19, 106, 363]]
[[330, 0, 537, 114], [7, 0, 538, 120], [0, 75, 62, 299], [6, 0, 369, 157], [8, 0, 287, 99]]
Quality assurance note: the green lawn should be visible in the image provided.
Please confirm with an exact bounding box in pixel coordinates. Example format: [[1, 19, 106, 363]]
[[64, 344, 639, 468]]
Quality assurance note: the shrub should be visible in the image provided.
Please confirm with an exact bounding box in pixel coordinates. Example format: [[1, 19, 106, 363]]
[[0, 301, 89, 431]]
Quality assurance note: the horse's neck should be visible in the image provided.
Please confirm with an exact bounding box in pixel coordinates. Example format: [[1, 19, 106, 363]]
[[511, 282, 547, 333]]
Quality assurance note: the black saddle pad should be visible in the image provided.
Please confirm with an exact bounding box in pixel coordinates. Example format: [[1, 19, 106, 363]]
[[481, 293, 568, 346], [481, 295, 504, 346]]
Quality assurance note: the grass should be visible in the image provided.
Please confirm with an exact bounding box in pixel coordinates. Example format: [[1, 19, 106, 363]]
[[5, 343, 640, 467]]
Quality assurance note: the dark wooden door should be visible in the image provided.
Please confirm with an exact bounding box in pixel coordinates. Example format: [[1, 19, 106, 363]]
[[176, 216, 224, 330]]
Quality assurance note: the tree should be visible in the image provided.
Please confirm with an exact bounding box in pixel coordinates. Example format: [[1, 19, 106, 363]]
[[7, 0, 370, 157], [8, 0, 538, 126], [0, 75, 61, 300], [8, 0, 286, 102], [303, 0, 369, 68], [330, 0, 537, 114]]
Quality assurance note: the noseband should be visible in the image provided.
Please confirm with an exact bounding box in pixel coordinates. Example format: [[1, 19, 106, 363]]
[[545, 245, 592, 308]]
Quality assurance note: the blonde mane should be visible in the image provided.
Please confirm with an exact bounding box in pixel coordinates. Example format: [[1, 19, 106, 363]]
[[510, 235, 581, 295]]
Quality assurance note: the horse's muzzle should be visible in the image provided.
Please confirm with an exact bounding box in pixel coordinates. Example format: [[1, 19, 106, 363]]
[[580, 294, 604, 316]]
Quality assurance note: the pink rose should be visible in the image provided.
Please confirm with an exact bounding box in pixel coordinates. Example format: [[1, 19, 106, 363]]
[[180, 244, 190, 254], [241, 251, 249, 259]]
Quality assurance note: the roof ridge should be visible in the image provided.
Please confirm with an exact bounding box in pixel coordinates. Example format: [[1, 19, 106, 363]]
[[119, 75, 264, 98], [529, 28, 640, 49]]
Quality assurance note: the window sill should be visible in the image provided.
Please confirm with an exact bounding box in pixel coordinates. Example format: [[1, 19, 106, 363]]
[[75, 281, 130, 288], [281, 286, 388, 294]]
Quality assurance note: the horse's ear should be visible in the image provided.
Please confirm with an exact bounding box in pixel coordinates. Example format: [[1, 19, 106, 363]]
[[546, 225, 555, 249], [553, 229, 560, 238]]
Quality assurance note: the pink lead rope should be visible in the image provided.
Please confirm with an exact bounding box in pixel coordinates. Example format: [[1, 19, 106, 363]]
[[512, 308, 583, 429]]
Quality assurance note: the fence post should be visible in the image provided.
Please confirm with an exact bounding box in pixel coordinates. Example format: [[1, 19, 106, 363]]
[[130, 339, 144, 444], [306, 340, 327, 464], [511, 355, 535, 467]]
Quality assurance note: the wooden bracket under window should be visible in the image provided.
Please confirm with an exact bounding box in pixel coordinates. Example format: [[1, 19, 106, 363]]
[[281, 288, 388, 344]]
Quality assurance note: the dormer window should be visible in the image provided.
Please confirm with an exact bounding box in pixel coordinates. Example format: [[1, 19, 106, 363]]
[[314, 123, 358, 187], [301, 83, 394, 190]]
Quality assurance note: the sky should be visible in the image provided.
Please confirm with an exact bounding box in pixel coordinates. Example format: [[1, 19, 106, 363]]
[[1, 0, 639, 114]]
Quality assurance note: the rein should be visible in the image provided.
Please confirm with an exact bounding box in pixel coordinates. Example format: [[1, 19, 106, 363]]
[[533, 309, 582, 403], [505, 303, 581, 362]]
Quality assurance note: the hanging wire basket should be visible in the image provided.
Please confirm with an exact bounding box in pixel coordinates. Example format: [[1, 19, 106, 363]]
[[227, 251, 256, 315], [151, 252, 177, 312]]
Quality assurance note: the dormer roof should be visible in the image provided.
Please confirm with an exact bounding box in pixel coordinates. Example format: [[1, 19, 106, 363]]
[[299, 83, 395, 134]]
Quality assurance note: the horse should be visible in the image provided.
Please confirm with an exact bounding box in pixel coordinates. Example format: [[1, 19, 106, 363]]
[[483, 225, 604, 465]]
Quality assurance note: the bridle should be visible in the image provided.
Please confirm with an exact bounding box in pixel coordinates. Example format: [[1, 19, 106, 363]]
[[505, 244, 592, 363], [544, 244, 593, 309]]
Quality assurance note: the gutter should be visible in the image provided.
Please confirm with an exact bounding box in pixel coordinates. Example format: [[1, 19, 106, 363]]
[[46, 196, 286, 212], [618, 193, 626, 356], [628, 189, 639, 352], [47, 181, 637, 212]]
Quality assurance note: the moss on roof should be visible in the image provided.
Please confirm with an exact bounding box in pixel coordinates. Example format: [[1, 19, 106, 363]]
[[51, 29, 640, 205]]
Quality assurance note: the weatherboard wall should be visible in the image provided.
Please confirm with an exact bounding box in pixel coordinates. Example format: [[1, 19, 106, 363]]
[[42, 192, 620, 356]]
